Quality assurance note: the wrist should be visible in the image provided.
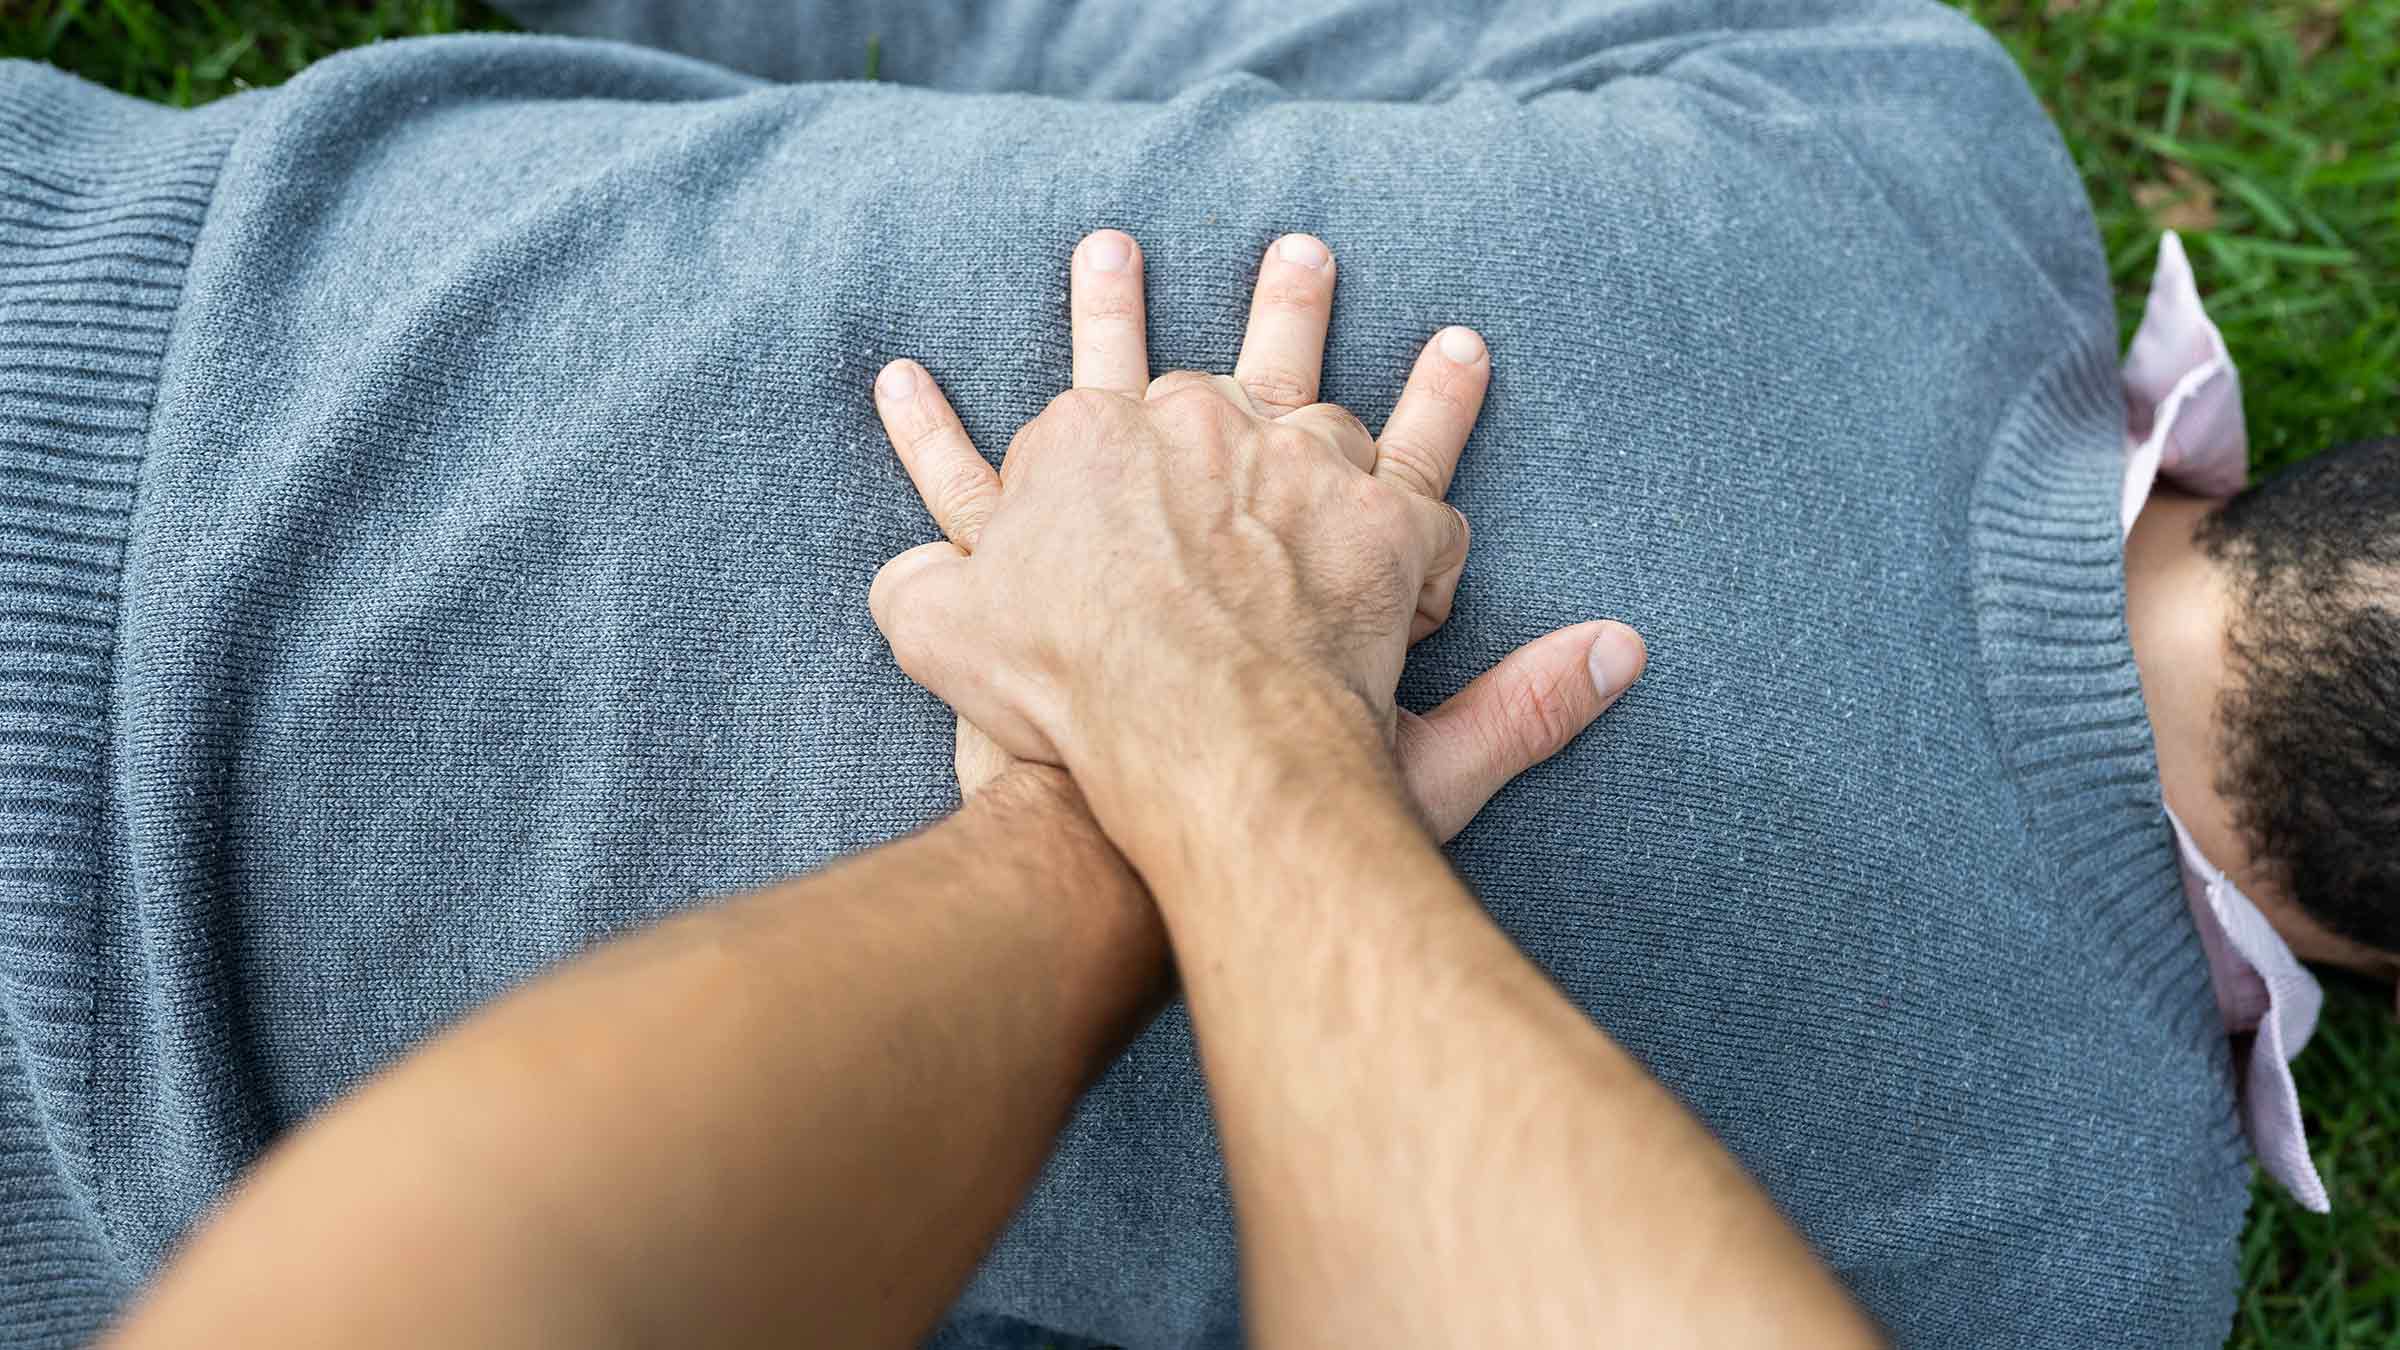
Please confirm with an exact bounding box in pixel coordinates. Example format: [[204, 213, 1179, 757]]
[[944, 762, 1174, 1060], [955, 763, 1129, 896], [1068, 666, 1425, 898]]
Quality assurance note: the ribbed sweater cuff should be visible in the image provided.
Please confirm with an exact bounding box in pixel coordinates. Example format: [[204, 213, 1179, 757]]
[[0, 63, 250, 1327]]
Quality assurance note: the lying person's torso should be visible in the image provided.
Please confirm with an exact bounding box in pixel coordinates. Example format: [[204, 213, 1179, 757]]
[[9, 13, 2244, 1347]]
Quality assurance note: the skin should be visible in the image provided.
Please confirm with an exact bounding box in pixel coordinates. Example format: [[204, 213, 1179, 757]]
[[104, 232, 1859, 1346], [873, 231, 1884, 1348], [914, 230, 1641, 817], [2125, 485, 2400, 992]]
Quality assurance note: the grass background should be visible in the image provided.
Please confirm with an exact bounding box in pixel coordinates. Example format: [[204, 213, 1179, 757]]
[[4, 0, 2394, 1344]]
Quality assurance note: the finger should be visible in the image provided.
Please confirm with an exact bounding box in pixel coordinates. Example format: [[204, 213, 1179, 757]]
[[1148, 370, 1257, 413], [1401, 492, 1471, 581], [869, 542, 978, 719], [868, 538, 969, 643], [1278, 402, 1377, 473], [1233, 233, 1335, 416], [1397, 621, 1648, 841], [1376, 326, 1491, 500], [875, 359, 1000, 549], [868, 544, 1058, 766], [1410, 506, 1470, 643], [1071, 229, 1149, 395], [953, 719, 1018, 799]]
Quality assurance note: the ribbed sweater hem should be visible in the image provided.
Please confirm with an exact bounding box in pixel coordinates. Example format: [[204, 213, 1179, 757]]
[[0, 63, 250, 1331]]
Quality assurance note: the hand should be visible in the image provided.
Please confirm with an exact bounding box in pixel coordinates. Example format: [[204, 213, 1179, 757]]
[[871, 230, 1646, 838]]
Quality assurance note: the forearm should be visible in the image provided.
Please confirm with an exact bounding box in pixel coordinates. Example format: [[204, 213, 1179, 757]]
[[1094, 692, 1882, 1348], [109, 766, 1166, 1349]]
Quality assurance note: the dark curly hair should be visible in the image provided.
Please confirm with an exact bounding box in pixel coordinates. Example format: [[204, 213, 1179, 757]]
[[2196, 436, 2400, 955]]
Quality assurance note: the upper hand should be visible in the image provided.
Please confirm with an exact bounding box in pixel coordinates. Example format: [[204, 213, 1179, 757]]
[[870, 230, 1645, 840]]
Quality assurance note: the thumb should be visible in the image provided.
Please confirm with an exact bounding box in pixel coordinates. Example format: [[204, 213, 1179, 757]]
[[1397, 621, 1647, 841]]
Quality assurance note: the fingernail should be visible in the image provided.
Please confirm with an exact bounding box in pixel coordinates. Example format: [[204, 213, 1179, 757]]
[[1082, 231, 1132, 273], [876, 360, 919, 399], [1437, 326, 1485, 364], [1587, 622, 1646, 698], [1276, 233, 1330, 269]]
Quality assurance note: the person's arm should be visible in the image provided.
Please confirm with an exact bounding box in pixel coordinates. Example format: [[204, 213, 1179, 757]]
[[869, 231, 1887, 1346], [108, 228, 1641, 1349], [107, 766, 1162, 1349], [1093, 693, 1886, 1348]]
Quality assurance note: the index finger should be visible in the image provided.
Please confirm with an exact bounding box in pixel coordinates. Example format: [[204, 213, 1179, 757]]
[[1374, 326, 1491, 500], [874, 358, 1000, 550]]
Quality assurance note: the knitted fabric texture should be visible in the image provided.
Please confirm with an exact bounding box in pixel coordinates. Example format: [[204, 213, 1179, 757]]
[[0, 2, 2247, 1345]]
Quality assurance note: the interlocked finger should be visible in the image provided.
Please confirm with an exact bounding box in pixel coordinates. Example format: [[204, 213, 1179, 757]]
[[1070, 229, 1149, 395], [874, 359, 999, 550], [1147, 370, 1257, 412], [1279, 402, 1378, 474], [1375, 326, 1491, 501], [1233, 234, 1336, 416]]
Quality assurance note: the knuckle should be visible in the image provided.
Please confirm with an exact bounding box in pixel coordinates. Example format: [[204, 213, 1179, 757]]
[[1146, 370, 1209, 400], [1046, 385, 1115, 420], [1239, 365, 1315, 412], [867, 561, 916, 632], [1266, 421, 1321, 457], [1414, 359, 1482, 411], [1074, 287, 1145, 326], [889, 636, 947, 698], [1306, 402, 1369, 441], [1163, 382, 1236, 422], [1253, 278, 1326, 318], [1499, 663, 1586, 762], [1033, 387, 1119, 449], [1375, 437, 1443, 495], [1352, 493, 1421, 573]]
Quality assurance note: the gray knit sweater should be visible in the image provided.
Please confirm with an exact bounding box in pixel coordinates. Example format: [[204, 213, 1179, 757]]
[[0, 2, 2245, 1345]]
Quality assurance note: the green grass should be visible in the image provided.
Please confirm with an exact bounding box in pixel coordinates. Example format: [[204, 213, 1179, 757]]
[[1969, 0, 2399, 479], [0, 0, 512, 104], [6, 0, 2396, 1344]]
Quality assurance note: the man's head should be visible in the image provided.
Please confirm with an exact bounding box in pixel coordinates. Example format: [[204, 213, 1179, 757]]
[[2193, 436, 2400, 972]]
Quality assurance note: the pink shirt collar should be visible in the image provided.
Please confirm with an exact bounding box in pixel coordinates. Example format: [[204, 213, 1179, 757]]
[[2120, 230, 2328, 1212]]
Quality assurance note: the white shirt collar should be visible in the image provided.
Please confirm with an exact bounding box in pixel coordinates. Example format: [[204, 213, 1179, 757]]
[[2120, 230, 2327, 1212]]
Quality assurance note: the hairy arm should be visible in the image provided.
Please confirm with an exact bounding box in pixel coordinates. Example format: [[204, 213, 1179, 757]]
[[872, 226, 1887, 1346], [107, 767, 1163, 1349], [1090, 689, 1885, 1348]]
